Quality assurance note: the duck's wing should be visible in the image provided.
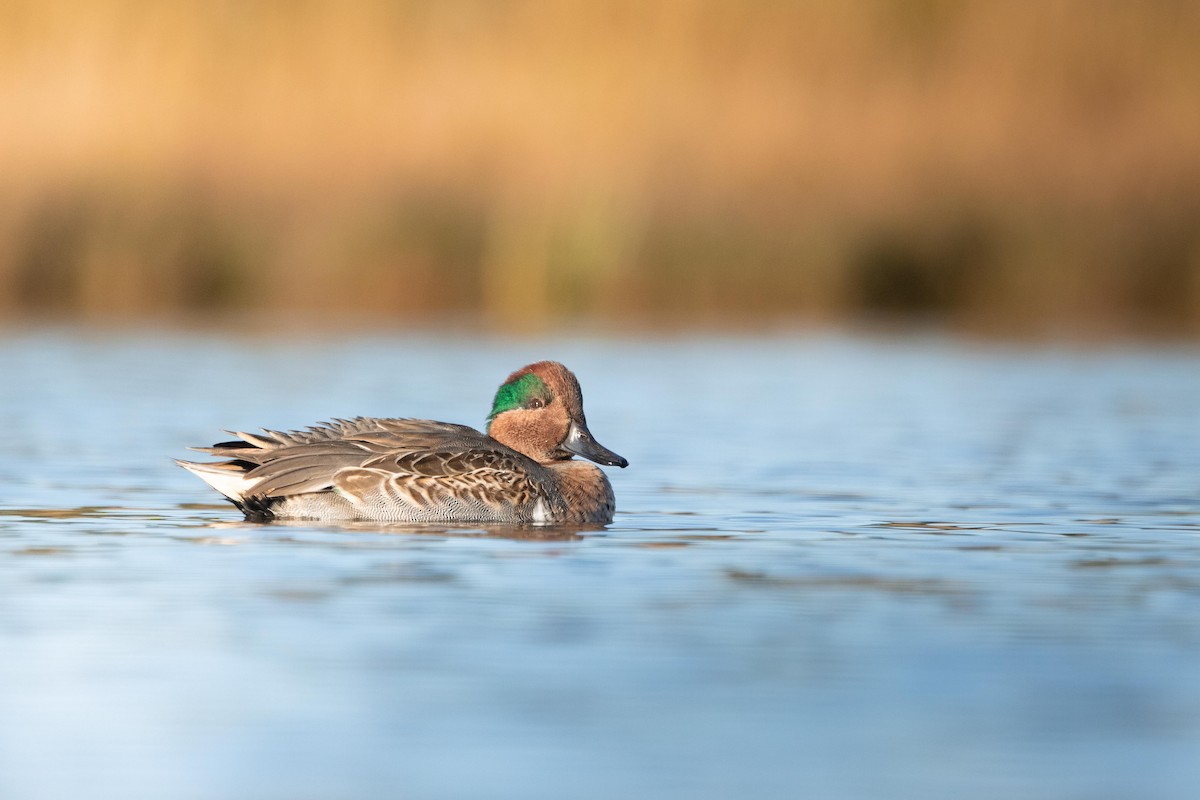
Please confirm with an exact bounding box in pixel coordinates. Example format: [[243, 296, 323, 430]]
[[179, 417, 542, 515], [329, 446, 543, 519]]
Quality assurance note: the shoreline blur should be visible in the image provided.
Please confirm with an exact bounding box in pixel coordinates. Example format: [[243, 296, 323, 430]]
[[1, 1, 1198, 335]]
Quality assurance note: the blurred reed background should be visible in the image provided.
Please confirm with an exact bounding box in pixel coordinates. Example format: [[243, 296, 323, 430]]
[[0, 0, 1197, 333]]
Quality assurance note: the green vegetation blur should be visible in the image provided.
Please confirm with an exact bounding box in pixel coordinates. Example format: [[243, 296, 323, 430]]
[[2, 1, 1198, 333]]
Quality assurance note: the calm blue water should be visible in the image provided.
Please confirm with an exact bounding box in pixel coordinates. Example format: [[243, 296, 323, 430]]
[[1, 327, 1198, 800]]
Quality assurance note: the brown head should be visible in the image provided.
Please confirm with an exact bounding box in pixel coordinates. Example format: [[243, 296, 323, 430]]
[[485, 361, 628, 468]]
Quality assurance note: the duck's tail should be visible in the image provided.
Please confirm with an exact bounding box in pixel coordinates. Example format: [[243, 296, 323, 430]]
[[175, 458, 255, 504]]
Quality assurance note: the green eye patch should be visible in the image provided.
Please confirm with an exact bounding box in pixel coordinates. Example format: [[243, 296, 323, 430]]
[[488, 373, 551, 420]]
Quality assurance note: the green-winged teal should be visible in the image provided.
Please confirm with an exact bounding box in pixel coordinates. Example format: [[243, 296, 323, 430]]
[[177, 361, 628, 524]]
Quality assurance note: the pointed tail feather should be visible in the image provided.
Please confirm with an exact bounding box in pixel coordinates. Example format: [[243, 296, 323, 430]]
[[175, 459, 256, 502]]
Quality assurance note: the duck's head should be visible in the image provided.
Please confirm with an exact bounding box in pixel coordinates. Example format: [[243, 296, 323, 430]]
[[486, 361, 628, 468]]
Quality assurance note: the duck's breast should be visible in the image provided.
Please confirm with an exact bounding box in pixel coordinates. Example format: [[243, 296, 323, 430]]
[[545, 460, 616, 525]]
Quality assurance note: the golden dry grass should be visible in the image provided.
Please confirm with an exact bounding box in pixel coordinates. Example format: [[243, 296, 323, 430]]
[[1, 0, 1198, 332]]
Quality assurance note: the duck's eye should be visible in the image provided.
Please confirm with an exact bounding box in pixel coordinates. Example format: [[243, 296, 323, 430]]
[[527, 398, 545, 410]]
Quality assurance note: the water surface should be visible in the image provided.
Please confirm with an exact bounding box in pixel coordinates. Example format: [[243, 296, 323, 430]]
[[1, 329, 1198, 799]]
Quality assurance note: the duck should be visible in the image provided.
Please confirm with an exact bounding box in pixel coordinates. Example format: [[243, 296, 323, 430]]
[[176, 361, 628, 525]]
